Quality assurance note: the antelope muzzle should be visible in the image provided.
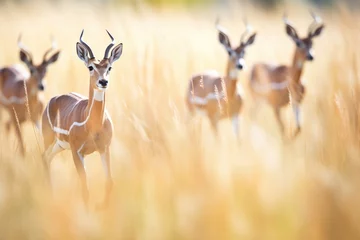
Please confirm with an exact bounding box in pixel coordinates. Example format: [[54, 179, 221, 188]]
[[98, 79, 108, 88], [38, 83, 45, 91]]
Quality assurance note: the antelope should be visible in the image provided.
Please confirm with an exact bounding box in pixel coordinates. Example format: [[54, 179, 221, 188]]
[[0, 36, 60, 156], [250, 12, 324, 138], [186, 19, 256, 138], [42, 30, 123, 209]]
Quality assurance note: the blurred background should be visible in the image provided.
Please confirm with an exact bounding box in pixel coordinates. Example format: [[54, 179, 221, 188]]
[[1, 0, 360, 8], [0, 0, 360, 239]]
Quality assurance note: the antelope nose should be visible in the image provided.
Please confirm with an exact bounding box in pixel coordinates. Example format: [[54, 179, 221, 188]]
[[237, 58, 245, 70], [99, 79, 108, 87], [307, 54, 314, 61], [38, 84, 45, 91]]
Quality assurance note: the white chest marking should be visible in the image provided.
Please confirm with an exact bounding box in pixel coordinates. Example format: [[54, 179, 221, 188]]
[[94, 89, 105, 102], [30, 88, 37, 96], [229, 69, 238, 80], [296, 60, 303, 69]]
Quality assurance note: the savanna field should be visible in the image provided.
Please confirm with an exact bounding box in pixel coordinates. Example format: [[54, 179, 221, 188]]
[[0, 1, 360, 239]]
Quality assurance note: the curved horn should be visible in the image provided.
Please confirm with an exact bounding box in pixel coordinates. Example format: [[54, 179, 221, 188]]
[[215, 17, 228, 35], [283, 12, 290, 24], [43, 35, 57, 62], [18, 34, 33, 63], [308, 10, 322, 34], [240, 17, 252, 44], [79, 29, 95, 59], [104, 30, 115, 59]]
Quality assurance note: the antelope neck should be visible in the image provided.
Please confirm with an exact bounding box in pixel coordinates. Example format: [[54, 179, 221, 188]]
[[85, 85, 106, 132], [225, 60, 238, 97], [291, 48, 305, 84], [26, 77, 40, 97]]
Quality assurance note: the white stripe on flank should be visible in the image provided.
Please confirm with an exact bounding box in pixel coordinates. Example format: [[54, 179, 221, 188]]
[[54, 127, 69, 135], [190, 96, 207, 105], [0, 92, 27, 105], [190, 92, 225, 105], [69, 92, 86, 99], [252, 81, 288, 94], [47, 90, 99, 136]]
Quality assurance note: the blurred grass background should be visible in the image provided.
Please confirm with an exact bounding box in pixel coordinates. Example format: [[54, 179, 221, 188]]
[[0, 0, 360, 239]]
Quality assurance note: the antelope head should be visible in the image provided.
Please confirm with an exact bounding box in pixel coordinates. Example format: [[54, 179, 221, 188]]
[[76, 30, 123, 92], [18, 35, 61, 91], [216, 18, 257, 70], [284, 11, 325, 62]]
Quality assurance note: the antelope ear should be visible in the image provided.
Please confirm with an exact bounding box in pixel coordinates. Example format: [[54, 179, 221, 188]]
[[309, 24, 325, 38], [76, 42, 89, 63], [244, 33, 256, 46], [109, 43, 123, 64], [218, 31, 232, 53], [45, 51, 61, 65], [285, 23, 299, 42], [20, 50, 32, 65]]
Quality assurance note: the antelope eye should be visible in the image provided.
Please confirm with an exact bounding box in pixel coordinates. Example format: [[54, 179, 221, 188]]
[[108, 67, 112, 71], [88, 66, 94, 71]]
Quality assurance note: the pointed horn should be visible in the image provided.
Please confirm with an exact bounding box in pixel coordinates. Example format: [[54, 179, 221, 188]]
[[240, 17, 252, 44], [104, 30, 115, 59], [283, 11, 294, 25], [18, 34, 33, 62], [215, 17, 228, 34], [308, 10, 322, 34], [43, 35, 57, 62], [79, 29, 95, 59]]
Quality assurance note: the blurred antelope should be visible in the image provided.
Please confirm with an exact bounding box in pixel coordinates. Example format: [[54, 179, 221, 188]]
[[250, 12, 324, 138], [186, 18, 256, 138], [42, 30, 123, 209], [0, 35, 60, 156]]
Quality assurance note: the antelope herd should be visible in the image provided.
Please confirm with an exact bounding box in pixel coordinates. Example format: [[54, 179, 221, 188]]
[[0, 12, 324, 208]]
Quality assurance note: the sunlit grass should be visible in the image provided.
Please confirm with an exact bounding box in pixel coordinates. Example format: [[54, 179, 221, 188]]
[[0, 2, 359, 239]]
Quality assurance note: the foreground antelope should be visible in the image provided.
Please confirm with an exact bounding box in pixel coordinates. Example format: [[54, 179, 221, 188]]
[[42, 30, 122, 209], [250, 12, 324, 138], [0, 36, 60, 156], [186, 19, 256, 138]]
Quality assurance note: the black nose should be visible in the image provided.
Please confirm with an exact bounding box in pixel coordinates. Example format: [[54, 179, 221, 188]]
[[236, 64, 243, 70], [38, 84, 45, 91], [99, 79, 108, 87], [307, 55, 314, 61]]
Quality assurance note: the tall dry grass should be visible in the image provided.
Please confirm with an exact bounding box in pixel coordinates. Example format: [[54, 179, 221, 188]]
[[0, 1, 360, 239]]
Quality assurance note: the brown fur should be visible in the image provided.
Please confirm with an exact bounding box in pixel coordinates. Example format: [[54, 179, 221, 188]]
[[42, 32, 123, 209], [186, 22, 256, 136], [0, 45, 59, 156], [186, 61, 242, 133], [250, 18, 324, 138]]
